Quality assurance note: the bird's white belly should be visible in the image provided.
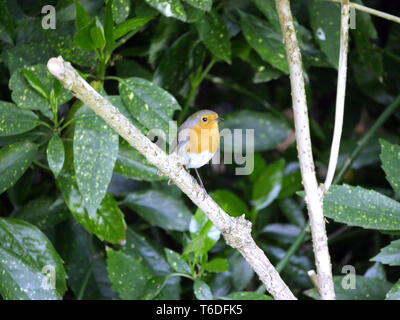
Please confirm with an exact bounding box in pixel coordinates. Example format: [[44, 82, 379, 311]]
[[186, 151, 214, 169]]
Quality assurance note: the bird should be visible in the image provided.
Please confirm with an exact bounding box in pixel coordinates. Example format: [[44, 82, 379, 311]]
[[169, 110, 223, 188]]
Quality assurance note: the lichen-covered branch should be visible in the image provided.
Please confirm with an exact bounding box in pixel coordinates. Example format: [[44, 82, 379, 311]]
[[274, 0, 335, 299], [324, 0, 350, 191], [47, 56, 296, 300]]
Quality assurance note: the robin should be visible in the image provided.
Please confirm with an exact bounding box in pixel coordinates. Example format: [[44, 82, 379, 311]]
[[170, 110, 223, 188]]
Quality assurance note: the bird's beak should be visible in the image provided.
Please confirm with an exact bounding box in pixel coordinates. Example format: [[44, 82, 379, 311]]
[[215, 117, 224, 122]]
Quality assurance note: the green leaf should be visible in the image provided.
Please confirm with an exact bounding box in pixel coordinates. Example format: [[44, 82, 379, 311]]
[[364, 262, 386, 281], [309, 0, 340, 68], [261, 223, 301, 245], [351, 0, 382, 76], [58, 219, 118, 299], [380, 139, 400, 196], [73, 106, 119, 214], [226, 291, 272, 300], [1, 42, 56, 74], [252, 0, 280, 32], [164, 248, 191, 274], [22, 69, 50, 100], [0, 218, 67, 299], [0, 141, 38, 195], [262, 245, 311, 289], [279, 169, 302, 199], [0, 101, 39, 137], [123, 228, 171, 274], [13, 197, 69, 230], [239, 11, 288, 73], [183, 235, 206, 255], [90, 18, 106, 50], [9, 64, 72, 119], [123, 190, 192, 231], [193, 279, 213, 300], [57, 153, 126, 243], [112, 0, 130, 24], [323, 184, 400, 230], [196, 10, 231, 63], [252, 159, 285, 210], [181, 2, 205, 22], [278, 198, 306, 227], [106, 248, 151, 299], [74, 0, 90, 30], [104, 0, 115, 54], [144, 0, 186, 22], [119, 77, 181, 136], [53, 79, 63, 101], [229, 251, 255, 291], [47, 135, 65, 178], [113, 16, 154, 40], [207, 190, 249, 218], [305, 276, 392, 300], [204, 258, 228, 273], [183, 0, 211, 11], [154, 31, 205, 93], [253, 64, 283, 83], [74, 19, 96, 51], [221, 110, 290, 152], [46, 33, 97, 67], [114, 139, 164, 181], [148, 17, 180, 66], [371, 239, 400, 266], [190, 209, 220, 255], [0, 0, 15, 43], [386, 280, 400, 300]]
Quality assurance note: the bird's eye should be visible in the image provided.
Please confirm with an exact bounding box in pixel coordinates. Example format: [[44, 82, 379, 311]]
[[202, 117, 208, 122]]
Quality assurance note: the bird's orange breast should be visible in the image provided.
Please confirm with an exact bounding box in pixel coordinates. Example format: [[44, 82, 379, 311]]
[[186, 124, 220, 154]]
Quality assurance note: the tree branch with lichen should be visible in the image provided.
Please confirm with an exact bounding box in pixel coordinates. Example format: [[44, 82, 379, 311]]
[[47, 56, 296, 300], [275, 0, 335, 299]]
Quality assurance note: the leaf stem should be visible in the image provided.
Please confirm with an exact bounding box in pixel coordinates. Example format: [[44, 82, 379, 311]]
[[178, 59, 216, 125], [77, 263, 94, 300], [205, 75, 282, 115], [38, 120, 53, 130], [151, 272, 194, 299], [276, 222, 310, 273], [32, 160, 51, 171], [333, 94, 400, 184]]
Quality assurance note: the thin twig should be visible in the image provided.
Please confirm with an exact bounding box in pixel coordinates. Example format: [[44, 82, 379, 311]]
[[275, 0, 335, 299], [47, 56, 296, 300], [326, 0, 400, 24], [334, 95, 400, 184], [307, 270, 321, 296], [324, 0, 350, 192]]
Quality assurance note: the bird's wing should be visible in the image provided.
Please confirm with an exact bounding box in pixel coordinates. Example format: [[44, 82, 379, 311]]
[[169, 128, 189, 155], [169, 116, 197, 154]]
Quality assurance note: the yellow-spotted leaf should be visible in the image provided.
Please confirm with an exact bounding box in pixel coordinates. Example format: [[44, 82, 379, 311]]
[[0, 101, 39, 136]]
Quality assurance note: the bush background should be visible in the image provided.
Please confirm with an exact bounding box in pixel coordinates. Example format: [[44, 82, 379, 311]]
[[0, 0, 399, 300]]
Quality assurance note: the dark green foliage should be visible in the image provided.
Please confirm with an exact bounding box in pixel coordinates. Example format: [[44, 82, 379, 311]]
[[0, 0, 399, 301]]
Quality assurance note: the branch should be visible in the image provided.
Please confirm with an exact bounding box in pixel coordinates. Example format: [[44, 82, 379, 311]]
[[47, 56, 296, 300], [274, 0, 335, 299], [324, 0, 350, 191], [327, 0, 400, 24]]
